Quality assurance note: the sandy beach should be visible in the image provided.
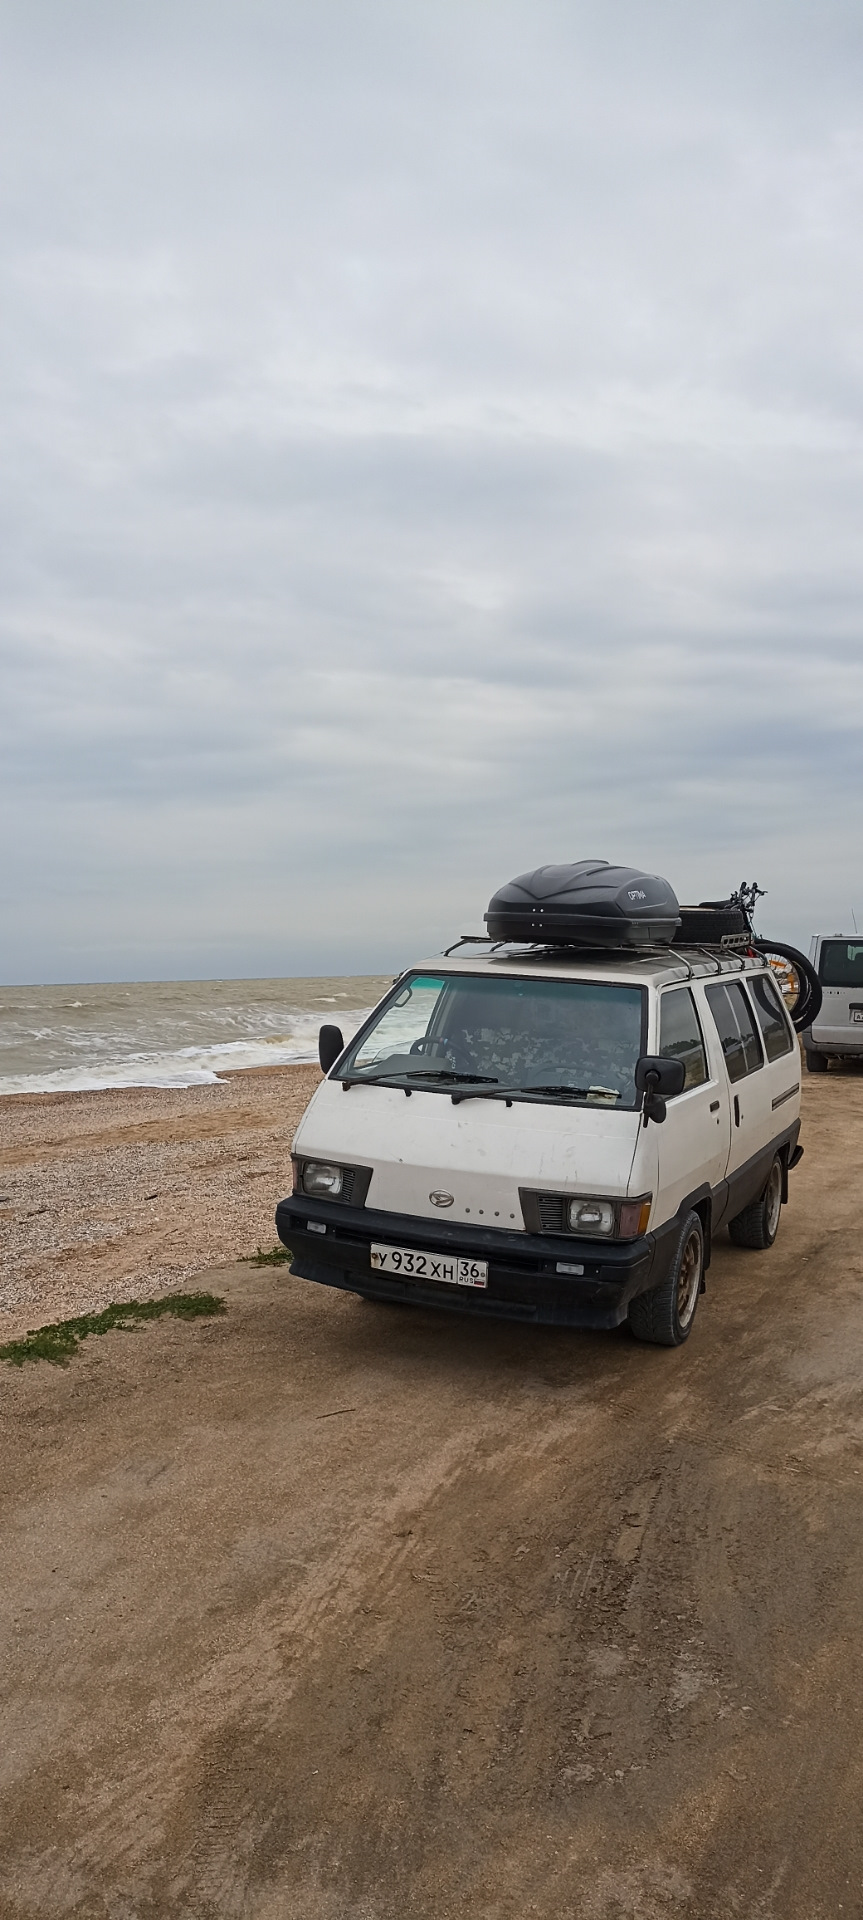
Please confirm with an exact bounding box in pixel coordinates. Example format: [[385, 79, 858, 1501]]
[[0, 1063, 320, 1341], [2, 1072, 863, 1917]]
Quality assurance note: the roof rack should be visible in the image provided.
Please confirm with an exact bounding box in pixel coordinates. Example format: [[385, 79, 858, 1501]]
[[443, 934, 500, 956]]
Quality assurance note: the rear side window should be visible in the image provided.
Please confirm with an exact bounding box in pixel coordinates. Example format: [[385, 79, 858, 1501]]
[[748, 974, 794, 1061], [705, 981, 764, 1083], [658, 988, 707, 1089], [818, 941, 863, 987]]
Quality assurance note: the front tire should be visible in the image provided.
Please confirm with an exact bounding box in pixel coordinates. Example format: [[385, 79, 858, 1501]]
[[805, 1049, 828, 1074], [628, 1211, 704, 1348], [728, 1154, 783, 1250]]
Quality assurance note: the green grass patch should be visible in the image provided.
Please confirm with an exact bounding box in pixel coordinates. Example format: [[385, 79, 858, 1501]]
[[240, 1236, 294, 1267], [245, 1243, 293, 1267], [0, 1291, 226, 1368]]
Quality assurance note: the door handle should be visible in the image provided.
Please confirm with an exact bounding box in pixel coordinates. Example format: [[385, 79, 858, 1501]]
[[710, 1099, 720, 1113], [733, 1095, 740, 1127]]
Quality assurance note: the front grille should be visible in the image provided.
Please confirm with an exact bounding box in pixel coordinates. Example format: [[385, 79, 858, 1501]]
[[340, 1168, 356, 1204], [536, 1194, 567, 1233]]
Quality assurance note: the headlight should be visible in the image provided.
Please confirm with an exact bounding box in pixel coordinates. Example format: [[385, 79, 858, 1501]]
[[568, 1198, 615, 1235], [302, 1162, 344, 1197], [525, 1188, 653, 1239]]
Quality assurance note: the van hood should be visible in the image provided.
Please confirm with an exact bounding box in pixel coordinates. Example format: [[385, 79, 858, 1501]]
[[292, 1079, 642, 1229]]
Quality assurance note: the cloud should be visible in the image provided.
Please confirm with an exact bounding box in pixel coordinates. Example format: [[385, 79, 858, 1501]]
[[1, 1, 863, 978]]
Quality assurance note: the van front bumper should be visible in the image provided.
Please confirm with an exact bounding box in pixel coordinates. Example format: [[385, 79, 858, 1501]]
[[274, 1195, 679, 1330]]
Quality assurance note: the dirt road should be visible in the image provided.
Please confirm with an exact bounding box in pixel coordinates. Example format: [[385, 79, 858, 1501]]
[[2, 1074, 863, 1919]]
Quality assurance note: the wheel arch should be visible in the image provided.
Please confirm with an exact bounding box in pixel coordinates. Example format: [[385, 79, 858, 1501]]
[[676, 1183, 713, 1271]]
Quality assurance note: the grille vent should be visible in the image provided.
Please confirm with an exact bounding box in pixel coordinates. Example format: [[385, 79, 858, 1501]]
[[340, 1168, 356, 1204], [536, 1194, 567, 1233]]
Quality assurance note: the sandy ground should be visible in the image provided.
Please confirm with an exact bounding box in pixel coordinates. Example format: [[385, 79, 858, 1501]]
[[2, 1072, 863, 1918], [0, 1064, 320, 1340]]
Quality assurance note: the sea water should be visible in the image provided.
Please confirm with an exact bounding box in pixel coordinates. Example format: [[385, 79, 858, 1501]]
[[0, 976, 393, 1096]]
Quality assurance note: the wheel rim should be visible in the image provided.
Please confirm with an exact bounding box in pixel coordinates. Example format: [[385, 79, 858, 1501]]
[[765, 1160, 782, 1237], [677, 1230, 702, 1329], [767, 956, 800, 1015]]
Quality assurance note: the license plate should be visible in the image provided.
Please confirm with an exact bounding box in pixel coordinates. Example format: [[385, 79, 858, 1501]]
[[370, 1242, 488, 1289]]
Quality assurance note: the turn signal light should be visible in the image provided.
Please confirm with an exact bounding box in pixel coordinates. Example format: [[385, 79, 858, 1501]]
[[618, 1197, 653, 1238]]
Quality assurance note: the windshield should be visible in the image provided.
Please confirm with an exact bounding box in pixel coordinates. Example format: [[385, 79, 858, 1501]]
[[340, 972, 646, 1107], [818, 941, 863, 988]]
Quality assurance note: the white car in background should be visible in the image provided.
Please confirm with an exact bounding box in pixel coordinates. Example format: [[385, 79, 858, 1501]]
[[803, 936, 863, 1072]]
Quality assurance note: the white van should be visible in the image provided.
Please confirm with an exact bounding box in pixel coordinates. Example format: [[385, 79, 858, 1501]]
[[276, 941, 802, 1348], [803, 935, 863, 1072]]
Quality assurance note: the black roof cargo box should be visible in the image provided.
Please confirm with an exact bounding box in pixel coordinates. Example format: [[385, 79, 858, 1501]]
[[485, 860, 681, 949]]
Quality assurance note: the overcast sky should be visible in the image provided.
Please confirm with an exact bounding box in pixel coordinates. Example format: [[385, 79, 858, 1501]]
[[1, 1, 862, 981]]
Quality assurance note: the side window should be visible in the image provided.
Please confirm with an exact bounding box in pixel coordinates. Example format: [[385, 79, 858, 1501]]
[[705, 981, 764, 1083], [748, 974, 794, 1062], [658, 987, 708, 1090]]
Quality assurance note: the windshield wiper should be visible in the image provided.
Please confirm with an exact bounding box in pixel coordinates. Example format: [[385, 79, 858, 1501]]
[[451, 1082, 623, 1107], [523, 1083, 622, 1102], [405, 1068, 498, 1084], [521, 1083, 590, 1098], [344, 1067, 499, 1090], [346, 1068, 622, 1106]]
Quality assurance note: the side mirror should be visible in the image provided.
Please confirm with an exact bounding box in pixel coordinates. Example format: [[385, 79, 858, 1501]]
[[319, 1024, 345, 1074], [635, 1054, 685, 1125]]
